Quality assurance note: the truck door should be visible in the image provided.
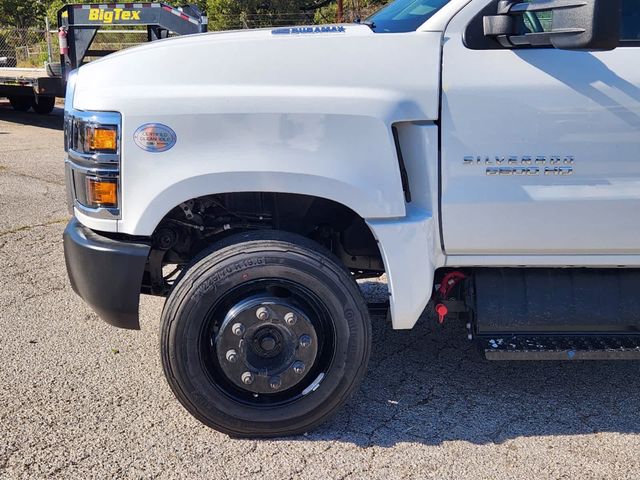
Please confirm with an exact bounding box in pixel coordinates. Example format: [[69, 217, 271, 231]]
[[440, 0, 640, 256]]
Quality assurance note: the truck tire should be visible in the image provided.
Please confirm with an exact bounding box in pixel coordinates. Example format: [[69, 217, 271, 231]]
[[31, 96, 55, 115], [160, 230, 371, 437], [8, 95, 32, 112]]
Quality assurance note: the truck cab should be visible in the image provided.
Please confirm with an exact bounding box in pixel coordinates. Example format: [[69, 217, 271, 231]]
[[62, 0, 640, 437]]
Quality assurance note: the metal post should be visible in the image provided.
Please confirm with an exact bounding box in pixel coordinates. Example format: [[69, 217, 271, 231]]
[[337, 0, 344, 23], [45, 17, 52, 64]]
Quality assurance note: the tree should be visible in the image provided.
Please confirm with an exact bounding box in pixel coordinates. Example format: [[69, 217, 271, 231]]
[[206, 0, 349, 30], [0, 0, 49, 28], [314, 0, 387, 24]]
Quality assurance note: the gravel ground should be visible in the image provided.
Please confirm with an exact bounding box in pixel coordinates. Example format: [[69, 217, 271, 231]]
[[2, 102, 640, 479]]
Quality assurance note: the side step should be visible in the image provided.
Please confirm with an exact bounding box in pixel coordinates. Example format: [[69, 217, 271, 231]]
[[480, 335, 640, 361]]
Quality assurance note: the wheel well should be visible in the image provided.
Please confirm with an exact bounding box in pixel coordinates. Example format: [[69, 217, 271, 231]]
[[143, 192, 385, 296]]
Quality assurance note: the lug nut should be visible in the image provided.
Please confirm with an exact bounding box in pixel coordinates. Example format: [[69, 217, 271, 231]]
[[292, 361, 305, 375], [256, 307, 270, 321], [232, 323, 245, 336], [269, 376, 282, 390], [299, 335, 312, 348], [241, 372, 254, 385], [284, 312, 297, 326], [226, 349, 238, 363]]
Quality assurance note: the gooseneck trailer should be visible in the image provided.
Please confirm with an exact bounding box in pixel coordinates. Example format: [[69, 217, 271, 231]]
[[0, 3, 206, 114]]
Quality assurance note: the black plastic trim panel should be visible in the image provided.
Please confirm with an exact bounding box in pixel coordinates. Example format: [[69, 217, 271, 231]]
[[391, 126, 412, 203], [474, 268, 640, 335], [63, 218, 151, 329]]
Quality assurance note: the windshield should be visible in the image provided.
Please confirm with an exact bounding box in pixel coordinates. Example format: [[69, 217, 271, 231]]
[[365, 0, 451, 33]]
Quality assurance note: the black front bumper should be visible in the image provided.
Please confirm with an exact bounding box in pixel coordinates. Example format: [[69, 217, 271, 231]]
[[63, 218, 151, 329]]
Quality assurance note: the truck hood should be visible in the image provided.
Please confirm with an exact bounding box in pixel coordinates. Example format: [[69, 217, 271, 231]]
[[73, 24, 443, 122]]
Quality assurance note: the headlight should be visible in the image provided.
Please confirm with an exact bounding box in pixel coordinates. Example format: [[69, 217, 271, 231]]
[[64, 106, 122, 218], [67, 116, 120, 156], [87, 125, 118, 152]]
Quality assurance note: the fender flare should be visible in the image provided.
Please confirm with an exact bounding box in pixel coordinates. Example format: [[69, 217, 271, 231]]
[[367, 208, 436, 330], [120, 171, 407, 236]]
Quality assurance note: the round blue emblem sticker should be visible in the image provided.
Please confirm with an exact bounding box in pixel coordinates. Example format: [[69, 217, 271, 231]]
[[133, 123, 177, 153]]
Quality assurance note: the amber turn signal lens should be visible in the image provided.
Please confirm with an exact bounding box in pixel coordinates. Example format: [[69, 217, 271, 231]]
[[88, 127, 117, 152], [86, 178, 117, 207]]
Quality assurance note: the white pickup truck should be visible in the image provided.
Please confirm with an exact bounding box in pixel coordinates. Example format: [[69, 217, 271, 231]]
[[62, 0, 640, 437]]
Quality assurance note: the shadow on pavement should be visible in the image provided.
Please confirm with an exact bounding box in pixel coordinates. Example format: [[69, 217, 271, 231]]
[[0, 101, 64, 131], [300, 281, 640, 447]]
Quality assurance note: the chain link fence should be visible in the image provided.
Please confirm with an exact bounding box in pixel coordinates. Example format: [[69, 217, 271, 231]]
[[0, 8, 374, 69], [0, 27, 156, 68], [0, 28, 52, 68]]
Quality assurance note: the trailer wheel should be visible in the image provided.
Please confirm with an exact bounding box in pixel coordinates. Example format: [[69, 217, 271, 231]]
[[160, 231, 371, 437], [31, 96, 55, 115], [8, 96, 32, 112]]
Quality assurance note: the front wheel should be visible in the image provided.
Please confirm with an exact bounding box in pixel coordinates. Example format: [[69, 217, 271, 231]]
[[160, 231, 371, 437]]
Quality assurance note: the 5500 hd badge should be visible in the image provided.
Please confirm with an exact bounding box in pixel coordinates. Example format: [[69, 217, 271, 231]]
[[464, 155, 575, 176], [88, 8, 141, 23]]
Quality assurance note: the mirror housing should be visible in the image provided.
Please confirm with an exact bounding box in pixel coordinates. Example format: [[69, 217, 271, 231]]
[[484, 0, 621, 51]]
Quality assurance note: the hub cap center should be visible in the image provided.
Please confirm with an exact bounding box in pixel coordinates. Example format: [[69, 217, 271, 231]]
[[252, 327, 283, 358], [215, 296, 319, 394], [261, 336, 276, 351]]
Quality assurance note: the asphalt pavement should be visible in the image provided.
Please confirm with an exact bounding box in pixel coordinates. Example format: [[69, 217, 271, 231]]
[[2, 101, 640, 479]]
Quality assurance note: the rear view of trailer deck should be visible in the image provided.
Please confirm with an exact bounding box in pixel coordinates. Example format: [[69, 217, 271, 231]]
[[0, 3, 206, 114]]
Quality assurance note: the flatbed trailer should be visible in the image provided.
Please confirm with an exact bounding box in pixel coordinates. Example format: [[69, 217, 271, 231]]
[[0, 67, 63, 94], [0, 3, 206, 114], [0, 67, 64, 113]]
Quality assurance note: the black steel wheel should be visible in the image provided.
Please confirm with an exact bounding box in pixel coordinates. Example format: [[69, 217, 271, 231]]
[[31, 96, 55, 115], [8, 95, 32, 112], [160, 231, 371, 437]]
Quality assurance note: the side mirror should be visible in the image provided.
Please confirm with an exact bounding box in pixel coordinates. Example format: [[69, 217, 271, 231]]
[[484, 0, 621, 51]]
